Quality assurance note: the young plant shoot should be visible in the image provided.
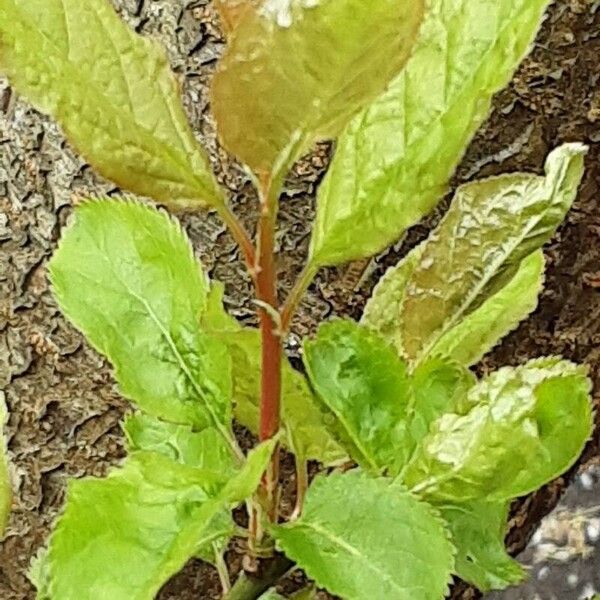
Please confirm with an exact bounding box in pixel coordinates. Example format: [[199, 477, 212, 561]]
[[0, 0, 594, 599]]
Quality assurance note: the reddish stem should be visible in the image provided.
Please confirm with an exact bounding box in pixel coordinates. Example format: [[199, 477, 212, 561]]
[[256, 175, 282, 524]]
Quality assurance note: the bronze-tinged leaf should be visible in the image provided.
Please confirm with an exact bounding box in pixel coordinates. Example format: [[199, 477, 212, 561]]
[[211, 0, 424, 176], [214, 0, 259, 34], [0, 0, 223, 209]]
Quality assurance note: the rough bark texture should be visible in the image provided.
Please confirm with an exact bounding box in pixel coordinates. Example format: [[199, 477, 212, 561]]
[[0, 1, 598, 599]]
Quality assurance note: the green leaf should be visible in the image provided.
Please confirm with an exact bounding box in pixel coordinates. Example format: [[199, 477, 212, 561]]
[[403, 358, 593, 502], [303, 320, 412, 475], [202, 285, 346, 466], [0, 0, 222, 209], [310, 0, 555, 266], [258, 591, 286, 600], [439, 500, 524, 591], [401, 144, 586, 362], [128, 423, 234, 567], [0, 395, 10, 535], [363, 249, 545, 367], [211, 0, 424, 175], [272, 471, 455, 600], [361, 243, 424, 348], [429, 250, 545, 366], [42, 452, 223, 600], [49, 200, 235, 450], [408, 359, 475, 445], [124, 414, 236, 477], [41, 441, 275, 599], [221, 437, 278, 501]]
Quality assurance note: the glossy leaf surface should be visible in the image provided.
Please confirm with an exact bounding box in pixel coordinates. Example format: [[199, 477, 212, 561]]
[[215, 0, 258, 33], [364, 249, 545, 366], [41, 442, 275, 599], [401, 144, 586, 362], [404, 358, 593, 501], [430, 250, 545, 366], [409, 359, 475, 445], [361, 243, 423, 350], [303, 320, 412, 475], [440, 501, 524, 591], [202, 284, 346, 465], [272, 471, 455, 600], [211, 0, 423, 175], [310, 0, 554, 265], [0, 0, 221, 208], [49, 200, 234, 448]]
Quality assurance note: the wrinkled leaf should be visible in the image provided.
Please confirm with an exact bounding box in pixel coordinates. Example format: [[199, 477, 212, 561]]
[[41, 442, 274, 599], [123, 413, 238, 568], [408, 359, 475, 446], [310, 0, 554, 266], [401, 144, 586, 362], [440, 500, 524, 591], [211, 0, 423, 175], [49, 200, 235, 449], [272, 471, 455, 600], [403, 358, 593, 502], [202, 284, 346, 465], [430, 251, 545, 366], [258, 591, 286, 600], [124, 413, 236, 476], [0, 0, 222, 208], [361, 243, 423, 347], [0, 396, 10, 535], [303, 320, 412, 475]]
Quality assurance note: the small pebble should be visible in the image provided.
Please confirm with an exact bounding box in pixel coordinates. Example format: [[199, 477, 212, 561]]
[[586, 519, 600, 543], [579, 471, 593, 490], [537, 566, 550, 581]]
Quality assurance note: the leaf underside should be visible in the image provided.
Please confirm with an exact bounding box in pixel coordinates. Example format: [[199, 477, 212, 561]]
[[440, 500, 525, 591], [0, 0, 221, 208]]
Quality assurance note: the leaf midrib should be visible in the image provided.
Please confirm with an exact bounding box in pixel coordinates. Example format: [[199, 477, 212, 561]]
[[293, 520, 426, 596]]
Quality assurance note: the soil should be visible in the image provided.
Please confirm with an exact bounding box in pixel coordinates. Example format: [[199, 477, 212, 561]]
[[0, 1, 599, 599]]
